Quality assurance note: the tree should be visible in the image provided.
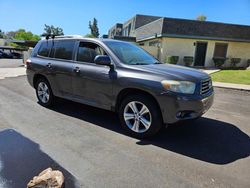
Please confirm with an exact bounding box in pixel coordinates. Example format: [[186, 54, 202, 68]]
[[6, 31, 17, 39], [0, 29, 4, 38], [88, 18, 99, 38], [6, 29, 40, 49], [84, 33, 95, 38], [42, 24, 64, 36], [14, 29, 40, 41], [196, 15, 207, 21]]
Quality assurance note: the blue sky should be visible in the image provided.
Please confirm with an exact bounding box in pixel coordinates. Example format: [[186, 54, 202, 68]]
[[0, 0, 250, 36]]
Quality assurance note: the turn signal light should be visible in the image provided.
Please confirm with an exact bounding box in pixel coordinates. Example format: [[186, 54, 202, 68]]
[[25, 59, 31, 67]]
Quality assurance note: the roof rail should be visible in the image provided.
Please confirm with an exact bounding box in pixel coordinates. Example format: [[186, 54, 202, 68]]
[[54, 35, 83, 38], [42, 34, 84, 40]]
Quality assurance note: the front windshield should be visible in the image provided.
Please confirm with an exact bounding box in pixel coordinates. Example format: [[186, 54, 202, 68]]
[[104, 41, 160, 65]]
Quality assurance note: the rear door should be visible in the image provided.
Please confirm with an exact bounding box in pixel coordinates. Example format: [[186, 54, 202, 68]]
[[72, 41, 114, 109], [46, 39, 76, 96]]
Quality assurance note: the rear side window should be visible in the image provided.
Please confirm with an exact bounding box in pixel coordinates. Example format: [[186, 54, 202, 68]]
[[53, 40, 75, 60], [37, 41, 52, 57]]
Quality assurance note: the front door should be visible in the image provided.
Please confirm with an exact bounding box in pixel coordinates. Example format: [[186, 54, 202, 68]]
[[72, 41, 114, 109], [194, 42, 207, 66]]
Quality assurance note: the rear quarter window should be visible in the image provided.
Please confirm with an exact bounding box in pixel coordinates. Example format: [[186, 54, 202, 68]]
[[37, 41, 52, 57]]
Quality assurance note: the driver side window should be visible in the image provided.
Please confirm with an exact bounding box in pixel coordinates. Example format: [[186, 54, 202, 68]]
[[77, 42, 106, 63]]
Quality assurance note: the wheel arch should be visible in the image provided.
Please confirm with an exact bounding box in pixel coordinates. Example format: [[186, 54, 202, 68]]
[[33, 74, 49, 89], [115, 88, 162, 120]]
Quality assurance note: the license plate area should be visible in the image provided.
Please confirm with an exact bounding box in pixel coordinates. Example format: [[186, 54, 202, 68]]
[[202, 95, 213, 113]]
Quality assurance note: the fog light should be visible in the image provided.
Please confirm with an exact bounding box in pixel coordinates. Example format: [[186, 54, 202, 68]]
[[176, 111, 194, 119], [176, 112, 182, 118]]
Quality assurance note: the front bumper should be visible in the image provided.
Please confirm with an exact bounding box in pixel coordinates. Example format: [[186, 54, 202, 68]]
[[157, 91, 214, 124]]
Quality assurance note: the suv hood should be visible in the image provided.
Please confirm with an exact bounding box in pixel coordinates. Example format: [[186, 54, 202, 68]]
[[130, 63, 210, 82]]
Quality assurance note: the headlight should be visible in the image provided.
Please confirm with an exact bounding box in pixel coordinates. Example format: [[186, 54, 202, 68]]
[[161, 80, 196, 94]]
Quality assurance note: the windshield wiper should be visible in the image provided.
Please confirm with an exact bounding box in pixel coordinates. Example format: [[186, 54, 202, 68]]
[[131, 62, 162, 65], [154, 61, 163, 64], [132, 63, 149, 65]]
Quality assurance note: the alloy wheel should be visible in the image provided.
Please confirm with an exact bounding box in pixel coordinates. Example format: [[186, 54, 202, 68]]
[[37, 82, 50, 103], [123, 101, 152, 133]]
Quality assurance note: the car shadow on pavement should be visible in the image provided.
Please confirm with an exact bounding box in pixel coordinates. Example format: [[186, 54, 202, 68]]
[[137, 118, 250, 165], [50, 99, 250, 165], [0, 129, 79, 188]]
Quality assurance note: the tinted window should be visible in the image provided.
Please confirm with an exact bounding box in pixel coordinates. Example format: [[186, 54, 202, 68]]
[[214, 43, 228, 58], [38, 41, 52, 57], [77, 42, 105, 63], [54, 40, 75, 60], [49, 43, 55, 58]]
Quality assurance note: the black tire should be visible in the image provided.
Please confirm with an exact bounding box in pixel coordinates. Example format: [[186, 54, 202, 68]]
[[35, 77, 54, 107], [119, 94, 163, 138]]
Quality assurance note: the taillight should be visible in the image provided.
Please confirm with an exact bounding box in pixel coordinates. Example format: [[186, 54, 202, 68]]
[[25, 59, 31, 67]]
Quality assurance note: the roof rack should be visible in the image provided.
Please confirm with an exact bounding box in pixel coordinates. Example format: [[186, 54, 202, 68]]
[[42, 34, 83, 40], [54, 35, 83, 38]]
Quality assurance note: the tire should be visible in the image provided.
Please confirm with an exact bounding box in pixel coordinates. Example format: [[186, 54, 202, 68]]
[[35, 78, 54, 107], [119, 94, 163, 138]]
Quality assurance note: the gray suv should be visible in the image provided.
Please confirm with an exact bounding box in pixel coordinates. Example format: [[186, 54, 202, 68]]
[[26, 36, 214, 138]]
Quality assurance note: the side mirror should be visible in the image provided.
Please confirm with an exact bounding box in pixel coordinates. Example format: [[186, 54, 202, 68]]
[[94, 55, 112, 66]]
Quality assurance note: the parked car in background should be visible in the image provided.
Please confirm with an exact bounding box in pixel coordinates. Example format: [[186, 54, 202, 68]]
[[26, 36, 214, 138], [11, 52, 22, 59], [0, 50, 13, 58]]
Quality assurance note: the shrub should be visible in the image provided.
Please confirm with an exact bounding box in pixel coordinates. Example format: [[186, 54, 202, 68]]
[[247, 59, 250, 67], [213, 57, 226, 68], [165, 56, 179, 64], [183, 56, 193, 66], [230, 58, 241, 67]]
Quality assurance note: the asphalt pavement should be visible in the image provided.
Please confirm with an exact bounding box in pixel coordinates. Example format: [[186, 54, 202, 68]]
[[0, 60, 249, 187]]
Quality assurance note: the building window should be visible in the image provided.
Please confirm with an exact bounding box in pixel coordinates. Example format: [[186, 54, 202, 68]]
[[128, 24, 131, 36], [213, 43, 228, 58], [122, 23, 132, 37], [123, 27, 128, 36], [149, 40, 160, 47], [139, 43, 144, 46]]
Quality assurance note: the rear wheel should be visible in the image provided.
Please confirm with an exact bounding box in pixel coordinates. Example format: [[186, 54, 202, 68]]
[[35, 78, 54, 107], [119, 94, 163, 138]]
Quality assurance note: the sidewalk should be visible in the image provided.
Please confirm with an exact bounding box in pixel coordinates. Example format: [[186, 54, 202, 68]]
[[0, 67, 26, 80], [200, 69, 220, 75]]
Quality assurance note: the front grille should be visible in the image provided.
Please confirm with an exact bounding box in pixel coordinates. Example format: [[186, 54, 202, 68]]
[[200, 78, 212, 95]]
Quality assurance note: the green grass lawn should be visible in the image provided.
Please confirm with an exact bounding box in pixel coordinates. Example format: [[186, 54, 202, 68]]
[[211, 70, 250, 85]]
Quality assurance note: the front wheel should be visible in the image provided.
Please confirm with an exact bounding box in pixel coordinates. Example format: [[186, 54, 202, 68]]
[[119, 94, 163, 138], [35, 78, 54, 107]]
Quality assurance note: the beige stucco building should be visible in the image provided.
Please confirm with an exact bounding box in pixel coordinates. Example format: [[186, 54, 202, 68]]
[[108, 15, 250, 68], [140, 37, 250, 68]]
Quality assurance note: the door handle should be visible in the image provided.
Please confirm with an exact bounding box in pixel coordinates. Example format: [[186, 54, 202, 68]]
[[74, 67, 80, 73], [46, 63, 52, 69]]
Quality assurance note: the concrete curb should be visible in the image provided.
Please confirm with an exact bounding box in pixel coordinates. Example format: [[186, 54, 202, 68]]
[[213, 82, 250, 91], [201, 69, 221, 75]]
